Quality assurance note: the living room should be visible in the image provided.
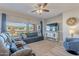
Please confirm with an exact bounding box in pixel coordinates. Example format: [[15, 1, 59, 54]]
[[0, 3, 79, 56]]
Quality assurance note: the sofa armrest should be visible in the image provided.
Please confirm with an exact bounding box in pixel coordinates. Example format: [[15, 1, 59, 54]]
[[11, 48, 32, 56]]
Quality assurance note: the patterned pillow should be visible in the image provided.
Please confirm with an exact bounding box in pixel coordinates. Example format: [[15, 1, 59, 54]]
[[5, 33, 12, 43], [0, 33, 10, 49], [21, 33, 27, 39]]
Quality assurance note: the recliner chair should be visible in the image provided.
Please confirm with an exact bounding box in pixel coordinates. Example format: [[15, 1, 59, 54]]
[[64, 38, 79, 55], [0, 32, 33, 56]]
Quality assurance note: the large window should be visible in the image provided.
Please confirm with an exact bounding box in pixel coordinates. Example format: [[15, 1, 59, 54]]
[[6, 22, 36, 35], [7, 22, 26, 32]]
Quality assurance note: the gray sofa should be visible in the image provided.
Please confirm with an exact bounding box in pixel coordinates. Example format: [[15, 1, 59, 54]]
[[20, 32, 43, 44], [0, 32, 33, 56]]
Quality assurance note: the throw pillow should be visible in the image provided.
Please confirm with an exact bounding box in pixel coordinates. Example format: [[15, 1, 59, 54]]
[[10, 43, 18, 53]]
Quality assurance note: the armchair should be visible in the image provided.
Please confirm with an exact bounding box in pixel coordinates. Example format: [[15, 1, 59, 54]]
[[64, 38, 79, 55]]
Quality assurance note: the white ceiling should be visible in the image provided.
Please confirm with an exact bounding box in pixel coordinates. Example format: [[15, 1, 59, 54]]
[[0, 3, 79, 19]]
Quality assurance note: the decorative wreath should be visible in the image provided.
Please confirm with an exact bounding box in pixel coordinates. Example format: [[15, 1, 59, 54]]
[[66, 17, 77, 26]]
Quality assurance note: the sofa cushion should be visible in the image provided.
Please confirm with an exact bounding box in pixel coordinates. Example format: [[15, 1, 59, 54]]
[[0, 33, 7, 41], [5, 33, 12, 43], [27, 32, 38, 37], [21, 33, 27, 39]]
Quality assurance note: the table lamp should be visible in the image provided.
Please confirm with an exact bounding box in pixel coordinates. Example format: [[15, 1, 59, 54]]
[[69, 28, 75, 37]]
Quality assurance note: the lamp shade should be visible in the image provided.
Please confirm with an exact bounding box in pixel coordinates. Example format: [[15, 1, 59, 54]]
[[69, 28, 76, 37]]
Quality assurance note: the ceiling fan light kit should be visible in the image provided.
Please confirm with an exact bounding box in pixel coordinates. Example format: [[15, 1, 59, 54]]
[[36, 10, 43, 15], [32, 3, 49, 15]]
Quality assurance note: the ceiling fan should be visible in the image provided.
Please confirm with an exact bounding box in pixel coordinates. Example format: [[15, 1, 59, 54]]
[[32, 3, 49, 15]]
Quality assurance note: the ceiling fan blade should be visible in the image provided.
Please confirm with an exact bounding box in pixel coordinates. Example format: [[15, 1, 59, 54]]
[[38, 3, 42, 7], [32, 10, 37, 12], [43, 3, 48, 8], [43, 9, 49, 12]]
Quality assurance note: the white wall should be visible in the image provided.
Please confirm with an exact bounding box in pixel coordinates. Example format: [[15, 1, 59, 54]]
[[0, 13, 2, 33], [0, 9, 41, 33], [63, 8, 79, 41], [0, 8, 41, 24], [43, 13, 63, 42], [6, 15, 40, 25], [43, 8, 79, 42]]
